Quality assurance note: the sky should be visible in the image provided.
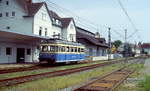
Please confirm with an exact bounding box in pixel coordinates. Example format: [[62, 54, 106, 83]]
[[35, 0, 150, 43]]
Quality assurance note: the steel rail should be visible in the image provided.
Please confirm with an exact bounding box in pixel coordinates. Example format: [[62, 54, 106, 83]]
[[0, 60, 121, 87]]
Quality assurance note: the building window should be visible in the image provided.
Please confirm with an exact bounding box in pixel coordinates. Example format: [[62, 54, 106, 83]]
[[6, 12, 9, 17], [6, 1, 9, 5], [6, 47, 12, 55], [39, 27, 42, 36], [70, 24, 74, 29], [45, 28, 47, 36], [27, 49, 31, 55], [12, 12, 15, 17], [42, 13, 46, 20], [0, 13, 2, 17], [6, 26, 10, 29], [69, 34, 74, 41]]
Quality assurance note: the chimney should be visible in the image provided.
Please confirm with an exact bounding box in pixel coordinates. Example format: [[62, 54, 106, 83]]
[[95, 32, 100, 38]]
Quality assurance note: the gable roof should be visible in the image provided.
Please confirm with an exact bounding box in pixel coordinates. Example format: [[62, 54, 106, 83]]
[[141, 43, 150, 48], [48, 10, 61, 20], [76, 31, 108, 48], [16, 0, 45, 17], [76, 26, 95, 37], [27, 2, 44, 16], [61, 18, 72, 28], [16, 0, 75, 29]]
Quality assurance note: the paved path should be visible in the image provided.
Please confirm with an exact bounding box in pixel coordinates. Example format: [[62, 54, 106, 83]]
[[142, 58, 150, 75]]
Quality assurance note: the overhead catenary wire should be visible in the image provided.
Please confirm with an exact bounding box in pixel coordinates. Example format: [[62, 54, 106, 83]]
[[117, 0, 140, 40], [36, 0, 126, 41]]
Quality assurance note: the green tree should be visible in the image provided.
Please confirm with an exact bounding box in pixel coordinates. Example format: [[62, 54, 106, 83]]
[[112, 40, 122, 48]]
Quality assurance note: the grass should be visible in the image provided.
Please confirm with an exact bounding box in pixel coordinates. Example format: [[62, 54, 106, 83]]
[[139, 75, 150, 91], [0, 63, 123, 91], [116, 60, 146, 91], [0, 61, 107, 80], [0, 59, 124, 80]]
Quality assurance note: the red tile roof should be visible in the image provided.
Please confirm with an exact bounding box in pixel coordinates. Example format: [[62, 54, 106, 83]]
[[48, 10, 61, 20], [16, 0, 74, 28], [27, 2, 44, 16], [16, 0, 45, 17], [76, 30, 109, 48], [141, 43, 150, 48], [61, 18, 72, 28]]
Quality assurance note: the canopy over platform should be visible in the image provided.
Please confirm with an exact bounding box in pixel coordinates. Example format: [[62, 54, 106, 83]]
[[0, 30, 48, 45]]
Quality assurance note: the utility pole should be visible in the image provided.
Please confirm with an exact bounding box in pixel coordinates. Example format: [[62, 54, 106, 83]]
[[124, 29, 128, 62], [108, 27, 111, 61]]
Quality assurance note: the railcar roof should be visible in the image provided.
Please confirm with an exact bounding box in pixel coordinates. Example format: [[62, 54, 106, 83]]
[[41, 39, 84, 46]]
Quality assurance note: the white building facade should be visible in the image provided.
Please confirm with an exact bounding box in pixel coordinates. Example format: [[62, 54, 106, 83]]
[[0, 0, 77, 63]]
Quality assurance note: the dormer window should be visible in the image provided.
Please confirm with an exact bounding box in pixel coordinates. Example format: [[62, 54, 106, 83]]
[[56, 20, 59, 24], [6, 1, 9, 5], [55, 19, 61, 26], [52, 18, 55, 22], [58, 21, 62, 26]]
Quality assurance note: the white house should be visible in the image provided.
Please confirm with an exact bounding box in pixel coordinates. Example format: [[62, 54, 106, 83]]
[[141, 43, 150, 55], [0, 0, 77, 63]]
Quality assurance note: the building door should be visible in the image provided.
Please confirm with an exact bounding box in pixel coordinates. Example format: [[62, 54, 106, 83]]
[[17, 48, 25, 63]]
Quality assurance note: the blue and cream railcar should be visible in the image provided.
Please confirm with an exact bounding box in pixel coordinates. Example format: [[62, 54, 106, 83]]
[[39, 39, 85, 64]]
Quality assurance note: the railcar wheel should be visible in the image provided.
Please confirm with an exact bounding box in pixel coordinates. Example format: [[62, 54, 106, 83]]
[[47, 59, 55, 65]]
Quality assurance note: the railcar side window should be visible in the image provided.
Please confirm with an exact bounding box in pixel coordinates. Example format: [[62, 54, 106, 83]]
[[50, 46, 55, 52], [61, 46, 65, 52], [58, 46, 61, 52], [66, 47, 69, 52], [48, 46, 50, 51], [75, 47, 77, 52], [55, 46, 58, 52], [81, 48, 84, 52], [78, 48, 81, 52], [71, 47, 74, 52]]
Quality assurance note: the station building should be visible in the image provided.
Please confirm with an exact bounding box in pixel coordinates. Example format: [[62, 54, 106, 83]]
[[0, 0, 108, 64], [76, 27, 108, 57], [0, 0, 76, 63]]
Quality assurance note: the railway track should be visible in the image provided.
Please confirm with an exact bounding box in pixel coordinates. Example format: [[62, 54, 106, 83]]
[[73, 67, 134, 91], [73, 58, 145, 91], [0, 60, 120, 74], [0, 57, 142, 74], [0, 60, 121, 87], [0, 65, 53, 74], [0, 63, 88, 74]]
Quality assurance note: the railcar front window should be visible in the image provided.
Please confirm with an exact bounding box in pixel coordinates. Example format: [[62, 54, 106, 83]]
[[42, 46, 47, 52]]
